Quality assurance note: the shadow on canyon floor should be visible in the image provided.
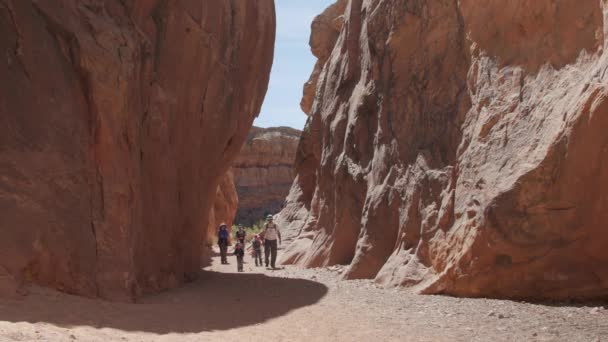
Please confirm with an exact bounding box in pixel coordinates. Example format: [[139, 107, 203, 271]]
[[0, 270, 328, 334]]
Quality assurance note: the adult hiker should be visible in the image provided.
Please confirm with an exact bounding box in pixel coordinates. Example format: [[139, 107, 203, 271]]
[[261, 214, 281, 269], [236, 224, 246, 246], [251, 235, 263, 267], [217, 223, 230, 264]]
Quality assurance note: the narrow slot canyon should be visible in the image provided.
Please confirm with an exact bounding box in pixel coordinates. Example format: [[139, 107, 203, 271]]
[[1, 0, 607, 341]]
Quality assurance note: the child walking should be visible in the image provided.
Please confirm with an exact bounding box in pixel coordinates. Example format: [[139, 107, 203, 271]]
[[251, 235, 263, 267], [234, 242, 245, 272]]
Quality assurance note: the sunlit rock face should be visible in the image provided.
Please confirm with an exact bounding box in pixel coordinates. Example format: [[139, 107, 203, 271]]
[[300, 0, 348, 115], [0, 0, 275, 300], [278, 0, 608, 300], [233, 127, 300, 227]]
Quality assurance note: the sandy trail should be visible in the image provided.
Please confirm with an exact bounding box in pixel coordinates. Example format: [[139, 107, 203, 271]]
[[0, 248, 606, 341]]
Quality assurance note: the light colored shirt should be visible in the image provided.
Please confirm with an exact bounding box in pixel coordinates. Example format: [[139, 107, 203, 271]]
[[264, 222, 279, 240]]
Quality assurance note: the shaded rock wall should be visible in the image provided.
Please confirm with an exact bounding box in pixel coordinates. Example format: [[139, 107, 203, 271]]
[[202, 170, 238, 266], [207, 171, 238, 239], [233, 127, 300, 226], [0, 0, 275, 300], [278, 0, 608, 300]]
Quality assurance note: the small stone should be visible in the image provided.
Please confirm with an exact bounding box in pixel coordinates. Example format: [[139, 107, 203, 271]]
[[498, 313, 506, 319], [487, 311, 496, 317]]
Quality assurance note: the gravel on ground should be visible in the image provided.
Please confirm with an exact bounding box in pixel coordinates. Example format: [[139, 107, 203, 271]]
[[0, 248, 606, 341]]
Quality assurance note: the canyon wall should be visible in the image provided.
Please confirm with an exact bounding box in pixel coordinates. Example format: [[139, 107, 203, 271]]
[[207, 171, 238, 240], [0, 0, 275, 300], [300, 0, 348, 115], [233, 126, 300, 226], [278, 0, 608, 300], [202, 171, 238, 266]]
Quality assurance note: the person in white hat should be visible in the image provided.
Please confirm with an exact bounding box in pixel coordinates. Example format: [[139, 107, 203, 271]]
[[261, 215, 281, 269]]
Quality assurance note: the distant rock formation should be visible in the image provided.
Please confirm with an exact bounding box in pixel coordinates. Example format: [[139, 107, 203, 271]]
[[278, 0, 608, 300], [0, 0, 275, 300], [233, 127, 300, 226]]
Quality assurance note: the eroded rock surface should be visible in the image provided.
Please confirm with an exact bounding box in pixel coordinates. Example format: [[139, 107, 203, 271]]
[[0, 0, 275, 300], [300, 0, 347, 115], [207, 171, 238, 239], [233, 127, 300, 226], [279, 0, 608, 299]]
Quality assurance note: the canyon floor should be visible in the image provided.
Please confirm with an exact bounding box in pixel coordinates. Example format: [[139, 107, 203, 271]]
[[0, 249, 606, 342]]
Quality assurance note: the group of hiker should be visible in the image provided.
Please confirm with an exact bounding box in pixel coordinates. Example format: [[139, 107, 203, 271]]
[[216, 214, 282, 272]]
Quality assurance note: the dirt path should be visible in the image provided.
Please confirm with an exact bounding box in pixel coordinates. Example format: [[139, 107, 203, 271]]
[[0, 249, 606, 341]]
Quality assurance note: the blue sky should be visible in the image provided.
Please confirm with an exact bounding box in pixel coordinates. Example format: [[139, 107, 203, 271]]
[[253, 0, 335, 130]]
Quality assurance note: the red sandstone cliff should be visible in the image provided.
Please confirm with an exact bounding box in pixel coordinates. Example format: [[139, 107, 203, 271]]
[[202, 171, 238, 266], [278, 0, 608, 300], [300, 0, 347, 115], [0, 0, 275, 300], [207, 171, 238, 238], [233, 126, 300, 226]]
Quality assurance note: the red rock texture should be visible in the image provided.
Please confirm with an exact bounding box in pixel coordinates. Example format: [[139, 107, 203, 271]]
[[207, 171, 238, 238], [232, 126, 300, 226], [278, 0, 608, 299], [0, 0, 275, 300], [300, 0, 347, 115], [202, 170, 238, 266]]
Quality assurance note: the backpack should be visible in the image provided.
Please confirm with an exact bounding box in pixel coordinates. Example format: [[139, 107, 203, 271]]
[[218, 229, 229, 240], [252, 239, 261, 249]]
